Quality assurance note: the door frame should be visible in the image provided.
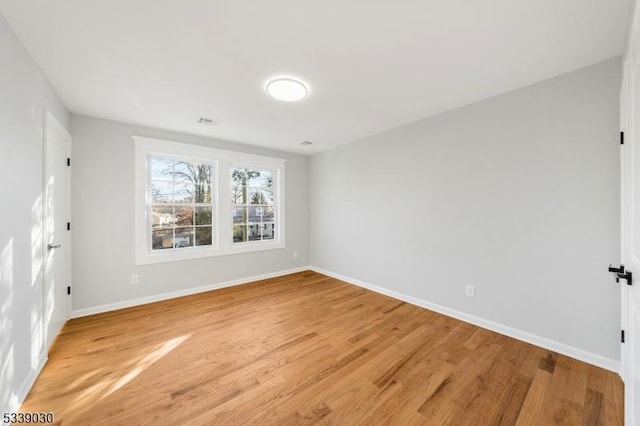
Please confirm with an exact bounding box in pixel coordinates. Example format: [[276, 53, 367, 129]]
[[42, 109, 72, 351]]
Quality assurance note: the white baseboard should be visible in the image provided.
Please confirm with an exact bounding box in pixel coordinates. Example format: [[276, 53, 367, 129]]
[[309, 266, 620, 373], [71, 266, 310, 318]]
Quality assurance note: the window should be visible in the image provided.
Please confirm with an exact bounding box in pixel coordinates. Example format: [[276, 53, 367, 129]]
[[134, 137, 285, 265], [232, 167, 276, 243], [149, 157, 214, 250]]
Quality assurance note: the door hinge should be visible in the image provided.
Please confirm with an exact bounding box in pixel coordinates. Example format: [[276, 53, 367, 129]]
[[620, 131, 624, 145], [67, 157, 71, 167], [67, 286, 71, 295], [67, 222, 71, 231], [622, 329, 625, 343]]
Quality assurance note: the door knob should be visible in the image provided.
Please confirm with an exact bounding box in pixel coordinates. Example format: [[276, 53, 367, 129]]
[[47, 243, 61, 250]]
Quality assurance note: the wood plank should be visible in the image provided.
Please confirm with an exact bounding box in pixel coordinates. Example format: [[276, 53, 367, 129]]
[[19, 271, 623, 425], [515, 369, 553, 425]]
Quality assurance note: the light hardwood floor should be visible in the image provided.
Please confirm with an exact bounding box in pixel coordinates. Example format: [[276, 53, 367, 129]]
[[21, 271, 623, 425]]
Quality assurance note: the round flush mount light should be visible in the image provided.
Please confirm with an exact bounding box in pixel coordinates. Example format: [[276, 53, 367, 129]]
[[266, 78, 308, 102]]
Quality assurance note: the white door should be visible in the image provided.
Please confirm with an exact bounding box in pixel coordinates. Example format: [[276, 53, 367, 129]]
[[43, 111, 71, 350], [622, 7, 640, 423]]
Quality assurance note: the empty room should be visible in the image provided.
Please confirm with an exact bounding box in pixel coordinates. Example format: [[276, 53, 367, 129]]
[[1, 1, 639, 425]]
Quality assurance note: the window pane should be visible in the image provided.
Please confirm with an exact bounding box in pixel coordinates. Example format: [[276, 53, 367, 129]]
[[195, 206, 212, 225], [233, 224, 247, 243], [150, 157, 174, 181], [152, 229, 174, 250], [174, 227, 194, 248], [256, 170, 273, 188], [262, 223, 275, 240], [231, 168, 271, 197], [195, 226, 212, 246], [231, 168, 248, 183], [175, 206, 194, 226], [232, 206, 246, 224], [262, 206, 275, 222], [231, 184, 243, 204], [151, 206, 175, 228], [248, 188, 274, 205], [173, 162, 212, 185], [174, 182, 195, 203], [247, 206, 265, 222], [247, 223, 262, 241], [231, 185, 249, 204], [195, 184, 212, 203], [195, 164, 212, 184], [172, 161, 193, 183], [247, 170, 272, 188], [151, 181, 173, 203]]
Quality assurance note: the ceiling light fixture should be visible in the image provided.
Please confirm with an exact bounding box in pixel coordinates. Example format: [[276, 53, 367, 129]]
[[266, 78, 308, 102]]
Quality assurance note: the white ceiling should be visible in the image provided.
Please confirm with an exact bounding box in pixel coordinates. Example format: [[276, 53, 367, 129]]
[[0, 1, 631, 154]]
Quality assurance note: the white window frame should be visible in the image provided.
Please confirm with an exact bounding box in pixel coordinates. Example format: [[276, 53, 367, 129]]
[[134, 136, 286, 265], [230, 162, 279, 246]]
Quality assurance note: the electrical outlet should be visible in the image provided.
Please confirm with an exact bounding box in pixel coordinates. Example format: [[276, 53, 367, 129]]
[[293, 250, 299, 259], [131, 274, 139, 285], [465, 284, 475, 297]]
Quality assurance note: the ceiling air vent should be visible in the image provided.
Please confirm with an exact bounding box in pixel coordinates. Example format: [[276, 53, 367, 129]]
[[300, 141, 313, 146], [197, 117, 217, 126]]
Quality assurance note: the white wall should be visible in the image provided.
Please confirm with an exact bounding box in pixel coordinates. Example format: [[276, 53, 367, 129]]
[[310, 58, 622, 364], [0, 15, 69, 414], [70, 115, 309, 313]]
